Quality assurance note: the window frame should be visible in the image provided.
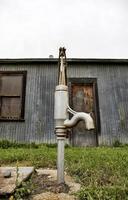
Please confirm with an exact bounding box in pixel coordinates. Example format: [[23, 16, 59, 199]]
[[0, 71, 27, 122]]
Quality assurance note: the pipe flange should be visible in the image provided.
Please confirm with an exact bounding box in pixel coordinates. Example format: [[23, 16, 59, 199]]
[[55, 130, 66, 133], [55, 85, 68, 91], [55, 125, 66, 129], [57, 136, 66, 140], [55, 126, 67, 138]]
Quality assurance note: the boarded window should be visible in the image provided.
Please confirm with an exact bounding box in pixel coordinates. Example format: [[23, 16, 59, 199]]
[[0, 71, 27, 121]]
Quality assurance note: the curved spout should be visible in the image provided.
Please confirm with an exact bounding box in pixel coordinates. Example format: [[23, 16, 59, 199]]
[[64, 112, 94, 130]]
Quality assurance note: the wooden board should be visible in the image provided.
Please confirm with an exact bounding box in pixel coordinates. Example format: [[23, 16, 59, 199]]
[[1, 97, 21, 119], [0, 75, 22, 96], [71, 83, 97, 146]]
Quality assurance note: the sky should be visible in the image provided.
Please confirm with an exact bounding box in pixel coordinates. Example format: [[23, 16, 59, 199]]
[[0, 0, 128, 58]]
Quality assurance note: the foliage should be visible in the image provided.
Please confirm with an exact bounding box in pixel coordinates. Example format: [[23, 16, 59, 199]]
[[0, 140, 39, 149], [0, 139, 70, 149], [9, 179, 33, 200], [112, 139, 122, 147]]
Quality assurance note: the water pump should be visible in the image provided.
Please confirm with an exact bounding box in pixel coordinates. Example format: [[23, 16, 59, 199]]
[[54, 47, 94, 184]]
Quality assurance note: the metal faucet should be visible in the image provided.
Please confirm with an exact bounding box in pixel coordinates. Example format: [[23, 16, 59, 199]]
[[54, 47, 94, 184]]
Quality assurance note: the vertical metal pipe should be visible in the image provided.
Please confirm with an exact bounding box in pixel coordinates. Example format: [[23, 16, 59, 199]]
[[55, 47, 67, 184], [57, 138, 65, 184]]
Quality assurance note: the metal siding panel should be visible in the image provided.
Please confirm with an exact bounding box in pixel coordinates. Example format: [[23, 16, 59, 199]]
[[68, 63, 128, 145], [0, 63, 57, 143], [0, 62, 128, 145]]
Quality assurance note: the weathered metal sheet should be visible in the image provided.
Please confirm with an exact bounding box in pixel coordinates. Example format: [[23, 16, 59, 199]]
[[0, 63, 57, 143], [68, 63, 128, 145], [0, 61, 127, 145]]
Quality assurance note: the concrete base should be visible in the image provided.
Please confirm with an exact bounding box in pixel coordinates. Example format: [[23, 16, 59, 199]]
[[0, 167, 34, 195]]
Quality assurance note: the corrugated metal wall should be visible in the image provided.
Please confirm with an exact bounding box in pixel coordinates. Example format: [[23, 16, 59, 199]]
[[68, 63, 128, 145], [0, 61, 128, 145], [0, 63, 58, 143]]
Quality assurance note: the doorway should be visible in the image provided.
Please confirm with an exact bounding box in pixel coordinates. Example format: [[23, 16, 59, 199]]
[[68, 78, 100, 146]]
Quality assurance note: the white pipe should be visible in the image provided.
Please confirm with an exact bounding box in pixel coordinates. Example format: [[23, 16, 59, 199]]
[[57, 138, 65, 184], [64, 112, 94, 130]]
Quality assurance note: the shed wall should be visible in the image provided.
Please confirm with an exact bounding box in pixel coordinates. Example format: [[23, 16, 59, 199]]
[[0, 62, 128, 145], [0, 63, 57, 143], [68, 63, 128, 145]]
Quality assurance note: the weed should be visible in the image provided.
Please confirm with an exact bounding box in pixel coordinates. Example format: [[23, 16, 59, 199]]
[[16, 161, 20, 187], [11, 179, 33, 200], [113, 139, 122, 147]]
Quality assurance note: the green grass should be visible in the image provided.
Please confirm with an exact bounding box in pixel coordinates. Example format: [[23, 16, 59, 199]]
[[0, 145, 57, 168], [0, 143, 128, 199], [65, 147, 128, 199], [65, 147, 128, 187]]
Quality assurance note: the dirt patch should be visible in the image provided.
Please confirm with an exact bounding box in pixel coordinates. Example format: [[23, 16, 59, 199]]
[[31, 173, 70, 194], [30, 169, 80, 200]]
